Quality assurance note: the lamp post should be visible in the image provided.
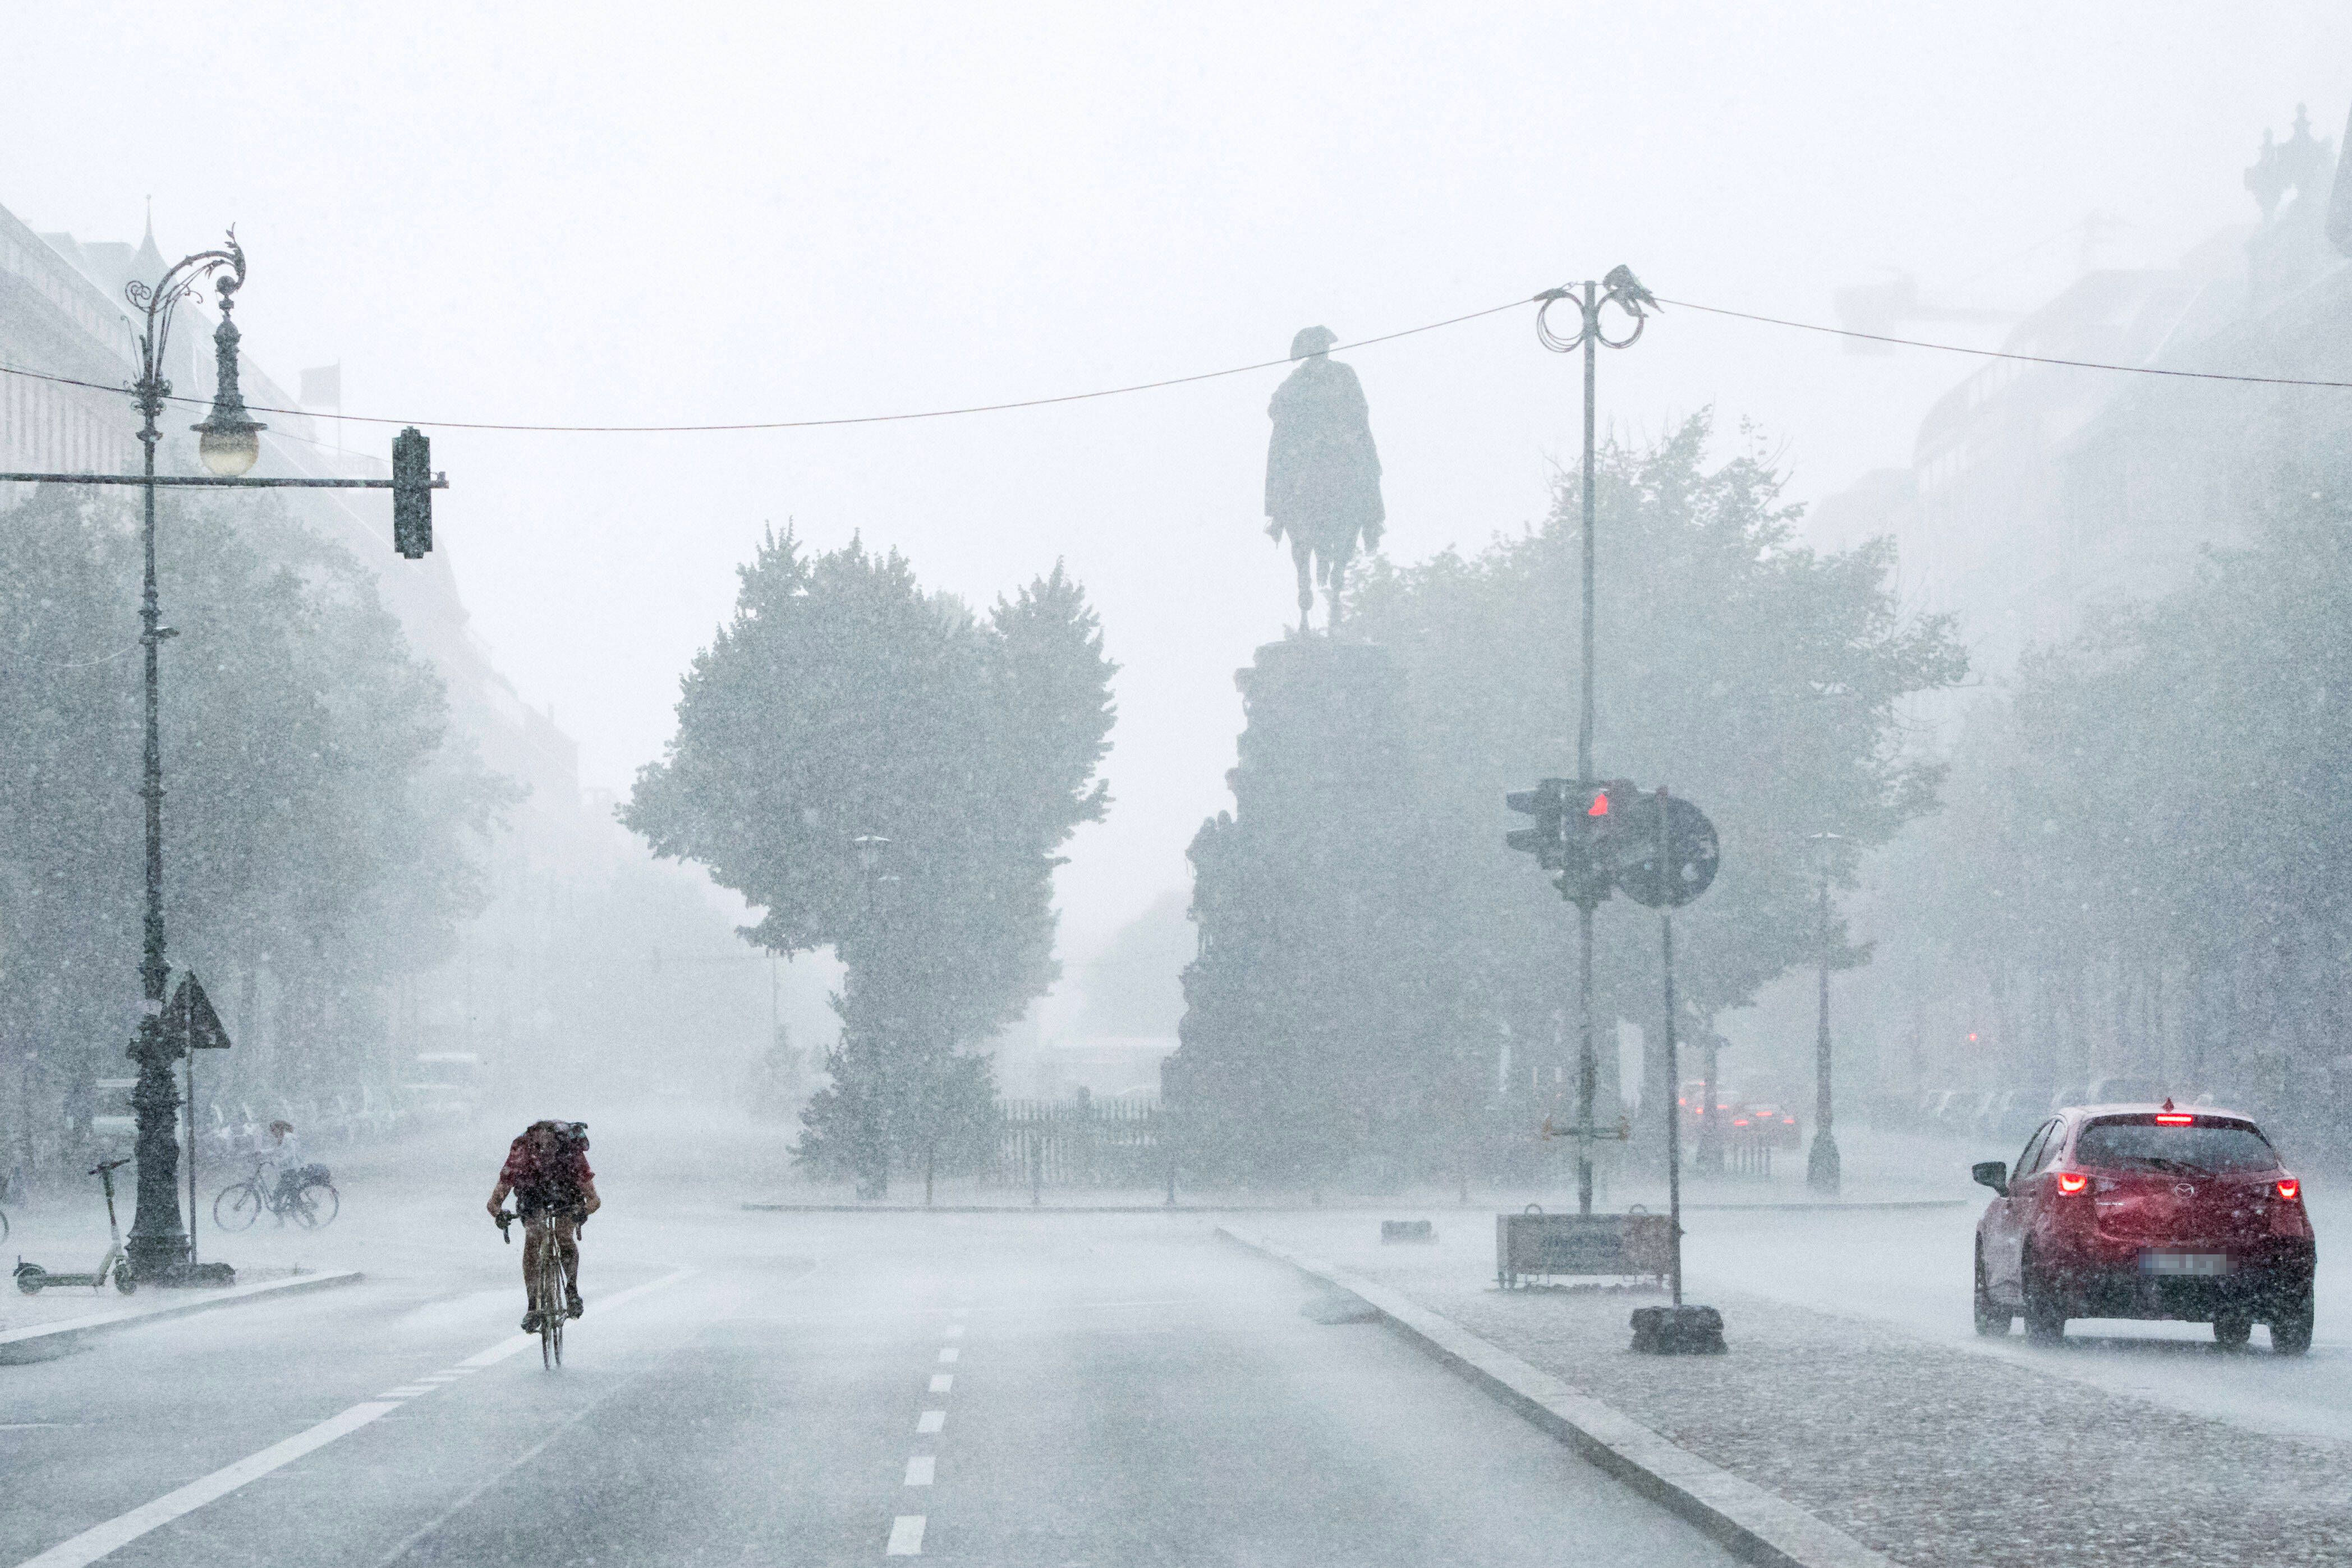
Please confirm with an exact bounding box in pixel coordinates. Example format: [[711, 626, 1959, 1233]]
[[1807, 832, 1844, 1194], [851, 835, 892, 1200], [122, 236, 259, 1277], [0, 229, 447, 1281], [1535, 266, 1656, 1216]]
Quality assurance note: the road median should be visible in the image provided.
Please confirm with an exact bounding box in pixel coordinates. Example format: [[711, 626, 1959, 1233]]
[[1219, 1224, 1893, 1568]]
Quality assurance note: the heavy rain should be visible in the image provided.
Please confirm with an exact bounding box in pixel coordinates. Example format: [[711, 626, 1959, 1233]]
[[3, 7, 2350, 1566]]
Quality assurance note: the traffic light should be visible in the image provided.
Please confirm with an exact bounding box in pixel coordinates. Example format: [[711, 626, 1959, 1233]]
[[1507, 778, 1637, 905], [392, 426, 432, 559], [1504, 778, 1571, 870]]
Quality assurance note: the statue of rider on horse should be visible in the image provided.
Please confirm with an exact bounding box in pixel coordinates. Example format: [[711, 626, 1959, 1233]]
[[1265, 326, 1385, 634]]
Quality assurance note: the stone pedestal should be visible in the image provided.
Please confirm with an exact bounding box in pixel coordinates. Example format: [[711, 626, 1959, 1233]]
[[1165, 637, 1426, 1188]]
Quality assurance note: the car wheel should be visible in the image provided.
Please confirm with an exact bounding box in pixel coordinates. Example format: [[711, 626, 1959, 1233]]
[[2269, 1285, 2314, 1357], [1974, 1246, 2013, 1337], [2214, 1312, 2254, 1349], [2022, 1248, 2067, 1344]]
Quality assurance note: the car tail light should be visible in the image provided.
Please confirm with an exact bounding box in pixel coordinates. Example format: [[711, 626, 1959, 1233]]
[[2056, 1171, 2089, 1194], [2277, 1179, 2300, 1203], [2155, 1112, 2193, 1125], [1733, 1118, 1749, 1128]]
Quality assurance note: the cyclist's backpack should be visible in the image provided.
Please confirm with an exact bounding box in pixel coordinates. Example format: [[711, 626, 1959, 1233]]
[[553, 1121, 589, 1155], [298, 1162, 332, 1185]]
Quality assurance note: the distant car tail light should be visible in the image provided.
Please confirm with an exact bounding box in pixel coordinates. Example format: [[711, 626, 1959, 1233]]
[[1732, 1118, 1749, 1128], [2056, 1171, 2089, 1194], [2155, 1112, 2194, 1125], [2277, 1179, 2300, 1202]]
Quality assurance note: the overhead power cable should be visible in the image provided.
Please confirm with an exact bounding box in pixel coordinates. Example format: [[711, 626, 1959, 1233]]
[[1656, 296, 2352, 392], [4, 285, 2349, 442], [0, 297, 1531, 435]]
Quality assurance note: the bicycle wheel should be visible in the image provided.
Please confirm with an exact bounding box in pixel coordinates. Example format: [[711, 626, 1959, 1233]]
[[213, 1182, 263, 1231], [535, 1240, 564, 1369], [290, 1181, 340, 1229], [0, 1207, 9, 1245]]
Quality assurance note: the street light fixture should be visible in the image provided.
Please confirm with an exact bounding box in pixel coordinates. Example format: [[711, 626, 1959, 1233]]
[[190, 266, 265, 477]]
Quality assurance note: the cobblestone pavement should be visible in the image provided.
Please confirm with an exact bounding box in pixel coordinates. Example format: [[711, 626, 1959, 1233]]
[[1250, 1213, 2352, 1568]]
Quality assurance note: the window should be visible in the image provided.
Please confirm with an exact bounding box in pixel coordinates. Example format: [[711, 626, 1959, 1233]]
[[2075, 1118, 2278, 1175], [2013, 1123, 2048, 1177]]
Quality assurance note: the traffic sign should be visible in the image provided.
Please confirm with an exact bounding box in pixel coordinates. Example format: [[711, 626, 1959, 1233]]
[[1611, 792, 1720, 908], [168, 973, 233, 1052]]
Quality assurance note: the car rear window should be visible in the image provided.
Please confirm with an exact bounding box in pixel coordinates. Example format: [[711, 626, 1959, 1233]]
[[2074, 1117, 2278, 1174]]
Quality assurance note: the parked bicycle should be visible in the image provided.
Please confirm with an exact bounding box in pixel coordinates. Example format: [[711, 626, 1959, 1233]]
[[213, 1156, 339, 1230]]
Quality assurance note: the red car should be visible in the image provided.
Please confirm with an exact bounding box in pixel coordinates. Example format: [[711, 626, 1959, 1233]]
[[1973, 1101, 2315, 1352]]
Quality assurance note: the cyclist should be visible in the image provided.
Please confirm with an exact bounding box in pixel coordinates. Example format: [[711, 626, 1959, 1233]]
[[258, 1120, 305, 1208], [485, 1120, 599, 1332]]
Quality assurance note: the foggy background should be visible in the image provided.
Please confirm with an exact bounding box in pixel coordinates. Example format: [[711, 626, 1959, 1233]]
[[4, 2, 2348, 1088]]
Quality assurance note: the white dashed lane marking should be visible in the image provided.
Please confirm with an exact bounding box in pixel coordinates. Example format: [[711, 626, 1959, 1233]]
[[942, 1324, 964, 1339], [904, 1456, 935, 1486], [9, 1269, 696, 1568], [928, 1374, 952, 1393], [916, 1410, 944, 1434], [936, 1348, 959, 1364], [886, 1515, 926, 1556]]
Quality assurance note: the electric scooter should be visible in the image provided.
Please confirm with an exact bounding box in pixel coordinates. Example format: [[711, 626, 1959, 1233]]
[[14, 1158, 137, 1295]]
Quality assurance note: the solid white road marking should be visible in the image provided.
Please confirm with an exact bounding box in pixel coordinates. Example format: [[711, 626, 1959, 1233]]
[[916, 1410, 944, 1434], [14, 1403, 401, 1568], [942, 1324, 964, 1339], [12, 1268, 696, 1568], [929, 1374, 952, 1393], [886, 1515, 926, 1556], [936, 1347, 958, 1364], [904, 1456, 935, 1486], [375, 1388, 437, 1400]]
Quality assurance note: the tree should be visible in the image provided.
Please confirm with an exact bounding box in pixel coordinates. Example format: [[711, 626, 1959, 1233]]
[[1343, 414, 1965, 1171], [624, 531, 1116, 1193], [0, 486, 508, 1174], [1881, 452, 2352, 1148]]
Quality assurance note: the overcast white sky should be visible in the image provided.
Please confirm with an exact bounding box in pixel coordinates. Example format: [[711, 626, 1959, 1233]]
[[4, 4, 2348, 966]]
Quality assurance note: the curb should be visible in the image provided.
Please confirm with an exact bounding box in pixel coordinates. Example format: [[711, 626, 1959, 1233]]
[[1683, 1199, 1967, 1213], [0, 1269, 364, 1363], [1217, 1226, 1895, 1568]]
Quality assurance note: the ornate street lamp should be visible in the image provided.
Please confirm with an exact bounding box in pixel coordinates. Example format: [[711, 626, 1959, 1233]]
[[1533, 265, 1656, 1217], [122, 235, 254, 1277], [1, 229, 448, 1282]]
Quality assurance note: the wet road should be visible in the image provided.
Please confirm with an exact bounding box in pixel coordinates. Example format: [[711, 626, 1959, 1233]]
[[3, 1184, 1738, 1566]]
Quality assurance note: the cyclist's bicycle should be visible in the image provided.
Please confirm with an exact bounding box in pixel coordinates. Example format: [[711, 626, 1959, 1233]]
[[495, 1207, 575, 1369], [213, 1157, 339, 1230]]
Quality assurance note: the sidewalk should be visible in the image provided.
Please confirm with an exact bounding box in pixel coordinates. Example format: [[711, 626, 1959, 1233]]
[[1239, 1212, 2352, 1568]]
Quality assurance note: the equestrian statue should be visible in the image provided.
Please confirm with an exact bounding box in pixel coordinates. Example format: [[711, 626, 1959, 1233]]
[[1265, 325, 1385, 633]]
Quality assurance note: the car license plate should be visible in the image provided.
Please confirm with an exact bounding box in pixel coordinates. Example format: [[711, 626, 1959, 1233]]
[[2139, 1251, 2229, 1276]]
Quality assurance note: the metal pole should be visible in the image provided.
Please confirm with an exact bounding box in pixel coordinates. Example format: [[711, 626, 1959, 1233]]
[[184, 1033, 198, 1271], [123, 353, 186, 1279], [1659, 788, 1683, 1307], [1573, 279, 1600, 1219], [1808, 855, 1842, 1193]]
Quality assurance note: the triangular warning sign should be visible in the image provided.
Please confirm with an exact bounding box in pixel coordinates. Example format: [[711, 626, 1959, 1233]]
[[169, 973, 233, 1052]]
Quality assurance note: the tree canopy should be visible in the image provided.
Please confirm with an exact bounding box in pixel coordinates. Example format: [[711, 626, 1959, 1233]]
[[0, 486, 509, 1170], [1343, 414, 1967, 1145], [624, 531, 1116, 1187]]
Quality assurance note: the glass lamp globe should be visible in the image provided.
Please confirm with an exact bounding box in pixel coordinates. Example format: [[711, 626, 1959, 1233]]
[[196, 421, 263, 477]]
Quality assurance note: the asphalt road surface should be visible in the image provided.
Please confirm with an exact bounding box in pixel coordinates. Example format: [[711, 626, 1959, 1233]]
[[3, 1164, 1738, 1566]]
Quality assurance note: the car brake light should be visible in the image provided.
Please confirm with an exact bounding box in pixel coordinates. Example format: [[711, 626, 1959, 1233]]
[[2277, 1179, 2300, 1202], [1733, 1118, 1749, 1128], [2056, 1171, 2088, 1194], [2155, 1112, 2193, 1125]]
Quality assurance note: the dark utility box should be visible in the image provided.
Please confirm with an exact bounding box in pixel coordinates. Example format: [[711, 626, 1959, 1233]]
[[1381, 1220, 1436, 1243], [1630, 1304, 1726, 1355]]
